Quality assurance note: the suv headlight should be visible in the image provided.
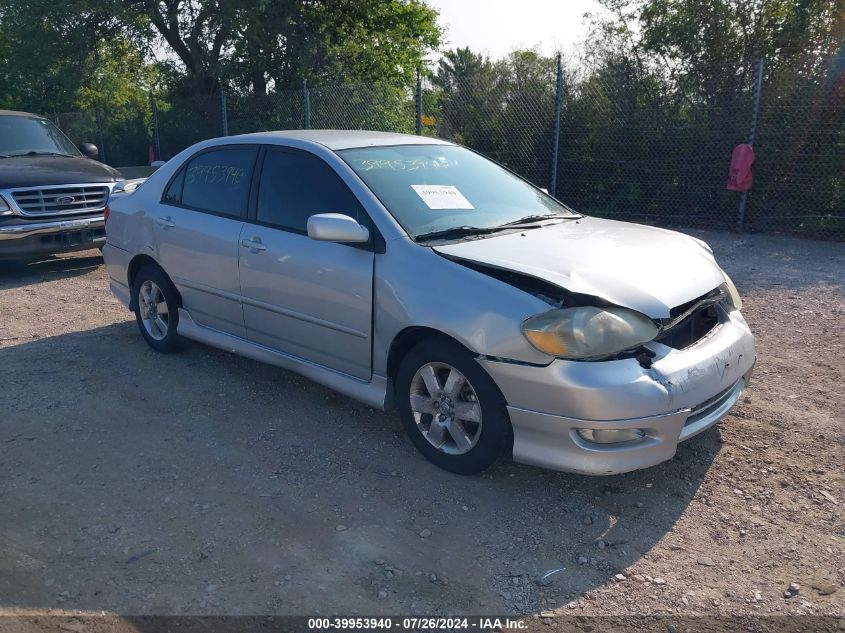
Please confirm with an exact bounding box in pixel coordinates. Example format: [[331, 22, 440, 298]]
[[721, 272, 743, 311], [0, 196, 11, 216], [521, 306, 658, 360]]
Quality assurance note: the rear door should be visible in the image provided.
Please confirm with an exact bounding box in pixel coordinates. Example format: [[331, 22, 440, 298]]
[[238, 146, 375, 379], [151, 145, 258, 338]]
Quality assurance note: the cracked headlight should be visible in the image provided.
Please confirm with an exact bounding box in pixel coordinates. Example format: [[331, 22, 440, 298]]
[[721, 272, 743, 311], [521, 306, 658, 360]]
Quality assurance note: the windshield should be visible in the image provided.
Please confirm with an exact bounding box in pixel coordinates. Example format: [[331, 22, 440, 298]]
[[338, 144, 576, 239], [0, 115, 82, 157]]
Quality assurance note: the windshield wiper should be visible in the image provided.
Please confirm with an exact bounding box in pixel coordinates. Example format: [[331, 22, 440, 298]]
[[499, 213, 579, 227], [414, 225, 508, 242], [18, 151, 74, 157]]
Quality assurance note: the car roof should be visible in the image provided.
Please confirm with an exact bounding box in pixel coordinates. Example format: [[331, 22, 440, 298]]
[[230, 129, 453, 151], [0, 110, 43, 118]]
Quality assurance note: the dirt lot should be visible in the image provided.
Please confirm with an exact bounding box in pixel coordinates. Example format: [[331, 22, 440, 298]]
[[0, 231, 843, 627]]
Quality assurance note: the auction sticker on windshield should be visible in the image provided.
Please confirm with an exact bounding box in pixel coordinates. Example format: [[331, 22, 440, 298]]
[[411, 184, 474, 210]]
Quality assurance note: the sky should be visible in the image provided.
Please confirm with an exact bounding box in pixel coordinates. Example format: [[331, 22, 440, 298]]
[[426, 0, 604, 60]]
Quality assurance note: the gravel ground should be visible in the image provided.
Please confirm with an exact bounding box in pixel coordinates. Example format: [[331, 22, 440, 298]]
[[0, 230, 842, 628]]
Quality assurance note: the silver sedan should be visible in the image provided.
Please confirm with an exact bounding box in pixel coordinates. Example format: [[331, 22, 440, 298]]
[[103, 130, 755, 475]]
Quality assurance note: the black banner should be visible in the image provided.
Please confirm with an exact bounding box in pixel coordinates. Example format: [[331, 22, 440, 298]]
[[0, 615, 841, 633]]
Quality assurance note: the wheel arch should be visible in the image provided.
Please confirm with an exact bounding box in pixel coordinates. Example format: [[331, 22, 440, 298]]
[[388, 325, 515, 471], [127, 254, 179, 310], [385, 326, 476, 407]]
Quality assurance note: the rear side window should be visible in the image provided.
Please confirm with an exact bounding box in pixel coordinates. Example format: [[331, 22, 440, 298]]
[[178, 148, 257, 217], [257, 149, 365, 233], [162, 168, 185, 204]]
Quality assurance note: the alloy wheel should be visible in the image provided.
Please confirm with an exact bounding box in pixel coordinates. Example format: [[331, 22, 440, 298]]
[[138, 279, 170, 341], [409, 362, 483, 455]]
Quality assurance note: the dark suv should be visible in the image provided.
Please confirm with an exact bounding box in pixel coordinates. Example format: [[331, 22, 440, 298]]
[[0, 110, 123, 259]]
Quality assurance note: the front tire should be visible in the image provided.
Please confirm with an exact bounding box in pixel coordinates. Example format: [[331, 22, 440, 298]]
[[132, 265, 182, 353], [396, 337, 512, 475]]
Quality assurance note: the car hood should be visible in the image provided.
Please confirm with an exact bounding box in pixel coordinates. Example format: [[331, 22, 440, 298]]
[[432, 216, 725, 318], [0, 155, 121, 188]]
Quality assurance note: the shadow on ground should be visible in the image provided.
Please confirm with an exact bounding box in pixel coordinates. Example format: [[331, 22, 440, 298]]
[[0, 321, 719, 616], [0, 253, 103, 291]]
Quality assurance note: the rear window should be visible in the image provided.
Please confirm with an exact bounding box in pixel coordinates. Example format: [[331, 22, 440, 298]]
[[178, 147, 257, 218], [162, 168, 185, 205]]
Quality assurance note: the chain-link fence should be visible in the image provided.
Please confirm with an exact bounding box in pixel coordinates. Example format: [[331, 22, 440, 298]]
[[52, 54, 845, 239], [555, 60, 761, 233]]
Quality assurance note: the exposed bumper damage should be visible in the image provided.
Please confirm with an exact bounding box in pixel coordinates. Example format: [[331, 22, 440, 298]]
[[480, 309, 756, 475]]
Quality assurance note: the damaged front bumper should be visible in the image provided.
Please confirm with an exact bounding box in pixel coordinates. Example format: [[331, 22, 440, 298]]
[[480, 309, 756, 475]]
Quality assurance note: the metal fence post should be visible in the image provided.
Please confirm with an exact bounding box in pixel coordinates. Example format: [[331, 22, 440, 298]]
[[94, 103, 106, 164], [149, 95, 161, 162], [415, 68, 422, 135], [737, 56, 765, 232], [549, 53, 563, 196], [302, 78, 311, 129], [220, 85, 229, 136]]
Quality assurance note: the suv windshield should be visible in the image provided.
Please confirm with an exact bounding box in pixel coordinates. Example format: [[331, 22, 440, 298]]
[[338, 144, 576, 239], [0, 115, 82, 157]]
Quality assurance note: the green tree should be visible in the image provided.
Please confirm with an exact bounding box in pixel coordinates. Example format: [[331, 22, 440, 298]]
[[0, 0, 440, 101], [568, 0, 845, 234], [428, 48, 555, 187], [131, 0, 440, 94], [431, 48, 503, 146], [0, 0, 117, 112]]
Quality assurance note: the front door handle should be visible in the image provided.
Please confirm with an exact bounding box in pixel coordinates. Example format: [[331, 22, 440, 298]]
[[155, 216, 175, 229], [241, 237, 267, 252]]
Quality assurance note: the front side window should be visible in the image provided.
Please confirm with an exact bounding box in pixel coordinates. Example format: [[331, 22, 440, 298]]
[[0, 115, 82, 157], [257, 149, 365, 233], [338, 144, 576, 239], [179, 148, 257, 217]]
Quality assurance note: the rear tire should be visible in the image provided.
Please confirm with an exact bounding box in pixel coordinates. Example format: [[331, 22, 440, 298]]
[[132, 265, 182, 353], [396, 337, 512, 475]]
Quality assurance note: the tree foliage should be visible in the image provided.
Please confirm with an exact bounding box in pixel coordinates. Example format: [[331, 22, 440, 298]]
[[1, 0, 841, 237], [0, 0, 440, 164], [571, 0, 845, 233], [0, 0, 440, 105]]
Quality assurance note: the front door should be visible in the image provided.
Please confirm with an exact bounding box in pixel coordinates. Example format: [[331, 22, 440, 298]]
[[152, 146, 258, 337], [238, 147, 374, 380]]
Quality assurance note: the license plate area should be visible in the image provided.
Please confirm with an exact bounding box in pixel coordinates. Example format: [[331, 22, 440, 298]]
[[61, 230, 89, 246], [40, 229, 98, 247]]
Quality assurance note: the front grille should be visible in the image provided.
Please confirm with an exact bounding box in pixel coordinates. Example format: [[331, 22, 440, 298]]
[[12, 185, 109, 216], [656, 305, 719, 349], [656, 288, 724, 349], [685, 382, 740, 427]]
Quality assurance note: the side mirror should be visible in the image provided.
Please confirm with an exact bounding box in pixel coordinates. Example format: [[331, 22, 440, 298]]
[[79, 143, 99, 160], [307, 213, 370, 244]]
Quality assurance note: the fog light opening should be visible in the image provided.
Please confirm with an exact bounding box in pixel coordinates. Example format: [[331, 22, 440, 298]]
[[576, 428, 647, 445]]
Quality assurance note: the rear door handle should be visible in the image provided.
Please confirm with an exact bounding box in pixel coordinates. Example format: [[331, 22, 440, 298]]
[[155, 216, 175, 229], [241, 237, 267, 252]]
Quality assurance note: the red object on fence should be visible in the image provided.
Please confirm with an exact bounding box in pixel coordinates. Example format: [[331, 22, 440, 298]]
[[148, 144, 157, 165], [727, 143, 755, 191]]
